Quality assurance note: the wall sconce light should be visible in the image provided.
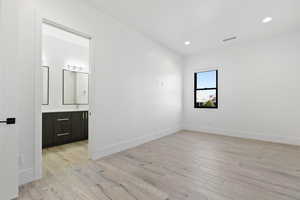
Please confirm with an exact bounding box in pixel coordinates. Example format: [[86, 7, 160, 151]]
[[65, 65, 83, 72]]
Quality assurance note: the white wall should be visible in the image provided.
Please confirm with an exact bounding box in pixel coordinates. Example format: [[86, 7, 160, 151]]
[[42, 34, 89, 112], [183, 30, 300, 145], [17, 0, 182, 185], [76, 73, 89, 105]]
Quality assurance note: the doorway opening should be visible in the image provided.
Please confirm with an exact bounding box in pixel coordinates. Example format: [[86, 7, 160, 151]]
[[40, 20, 92, 178]]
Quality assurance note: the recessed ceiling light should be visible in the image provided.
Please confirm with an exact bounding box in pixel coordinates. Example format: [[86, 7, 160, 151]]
[[184, 41, 191, 46], [262, 17, 272, 23]]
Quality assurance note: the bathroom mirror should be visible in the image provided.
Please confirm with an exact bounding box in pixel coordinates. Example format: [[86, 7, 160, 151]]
[[63, 69, 89, 105], [41, 66, 49, 105]]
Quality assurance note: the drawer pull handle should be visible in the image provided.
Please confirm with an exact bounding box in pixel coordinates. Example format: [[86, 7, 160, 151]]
[[57, 118, 69, 121], [57, 132, 71, 137]]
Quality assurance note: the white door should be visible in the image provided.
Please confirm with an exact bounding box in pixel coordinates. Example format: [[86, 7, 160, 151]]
[[0, 0, 19, 199]]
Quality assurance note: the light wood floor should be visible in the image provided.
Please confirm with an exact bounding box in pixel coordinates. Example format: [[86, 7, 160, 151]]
[[19, 131, 300, 200]]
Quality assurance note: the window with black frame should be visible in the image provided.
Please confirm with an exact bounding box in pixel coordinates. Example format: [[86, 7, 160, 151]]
[[194, 70, 218, 108]]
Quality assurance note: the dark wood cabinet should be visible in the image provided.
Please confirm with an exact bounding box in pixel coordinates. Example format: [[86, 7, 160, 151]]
[[71, 111, 88, 142], [42, 114, 55, 148], [42, 111, 88, 148], [83, 111, 88, 139]]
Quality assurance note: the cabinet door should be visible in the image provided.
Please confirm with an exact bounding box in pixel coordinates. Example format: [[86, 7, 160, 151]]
[[84, 111, 89, 139], [71, 112, 85, 141], [54, 112, 73, 145], [42, 113, 55, 148]]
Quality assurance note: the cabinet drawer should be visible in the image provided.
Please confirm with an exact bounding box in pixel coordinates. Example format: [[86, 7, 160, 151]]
[[54, 113, 72, 145]]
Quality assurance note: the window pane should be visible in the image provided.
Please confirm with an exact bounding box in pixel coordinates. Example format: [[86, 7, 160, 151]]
[[196, 89, 217, 108], [197, 70, 217, 89]]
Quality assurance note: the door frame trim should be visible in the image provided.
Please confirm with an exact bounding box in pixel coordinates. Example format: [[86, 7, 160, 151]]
[[0, 0, 19, 198], [34, 13, 96, 180]]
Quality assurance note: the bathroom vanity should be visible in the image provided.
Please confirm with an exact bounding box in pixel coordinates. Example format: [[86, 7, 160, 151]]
[[42, 111, 88, 148]]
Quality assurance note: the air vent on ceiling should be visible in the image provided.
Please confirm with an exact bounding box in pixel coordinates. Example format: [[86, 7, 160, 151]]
[[222, 36, 237, 42]]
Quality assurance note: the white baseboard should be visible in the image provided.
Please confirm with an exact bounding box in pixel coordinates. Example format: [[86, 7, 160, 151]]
[[19, 168, 35, 186], [91, 127, 180, 160], [183, 124, 300, 146]]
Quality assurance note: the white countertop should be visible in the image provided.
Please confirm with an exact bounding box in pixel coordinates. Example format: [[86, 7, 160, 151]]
[[42, 109, 88, 113]]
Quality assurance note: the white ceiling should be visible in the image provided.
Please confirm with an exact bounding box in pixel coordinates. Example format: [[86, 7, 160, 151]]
[[89, 0, 300, 55]]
